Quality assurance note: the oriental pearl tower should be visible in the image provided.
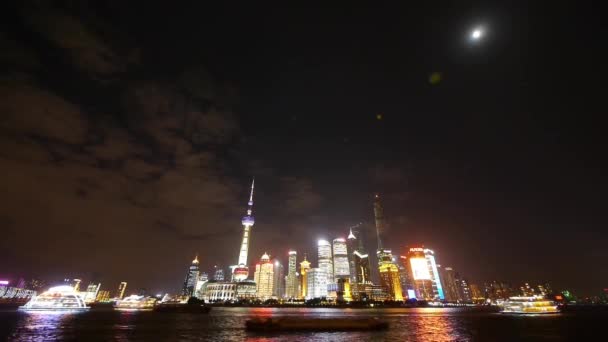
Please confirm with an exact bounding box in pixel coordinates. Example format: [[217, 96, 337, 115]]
[[231, 178, 255, 282]]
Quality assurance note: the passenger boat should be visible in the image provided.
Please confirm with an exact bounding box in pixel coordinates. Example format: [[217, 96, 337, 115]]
[[19, 285, 89, 312], [246, 317, 389, 331], [501, 296, 560, 314], [114, 295, 156, 311]]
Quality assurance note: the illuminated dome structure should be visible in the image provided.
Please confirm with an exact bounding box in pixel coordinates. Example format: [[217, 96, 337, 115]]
[[19, 285, 89, 312]]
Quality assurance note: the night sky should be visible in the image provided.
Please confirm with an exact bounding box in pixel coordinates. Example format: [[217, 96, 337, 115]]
[[1, 2, 606, 296]]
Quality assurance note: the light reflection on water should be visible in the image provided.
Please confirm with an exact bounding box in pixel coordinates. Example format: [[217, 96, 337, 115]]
[[0, 307, 598, 341]]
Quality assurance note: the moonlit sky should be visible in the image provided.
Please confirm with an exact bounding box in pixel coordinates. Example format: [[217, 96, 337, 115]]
[[1, 2, 606, 296]]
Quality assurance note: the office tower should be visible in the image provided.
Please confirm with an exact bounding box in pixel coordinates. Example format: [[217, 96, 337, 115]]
[[182, 254, 200, 297], [332, 238, 350, 282], [200, 272, 209, 282], [405, 246, 444, 301], [398, 255, 414, 298], [285, 250, 299, 298], [406, 246, 434, 300], [317, 240, 334, 286], [299, 255, 311, 298], [373, 194, 403, 301], [96, 290, 110, 302], [424, 249, 445, 300], [306, 268, 328, 299], [116, 282, 127, 299], [253, 253, 274, 300], [232, 179, 255, 282], [457, 277, 472, 302], [272, 258, 285, 299], [347, 228, 358, 284], [441, 267, 461, 302], [83, 283, 101, 303], [214, 266, 225, 281]]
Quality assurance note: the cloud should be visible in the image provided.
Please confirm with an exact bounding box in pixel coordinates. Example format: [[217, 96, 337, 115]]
[[0, 7, 244, 290], [23, 7, 126, 76]]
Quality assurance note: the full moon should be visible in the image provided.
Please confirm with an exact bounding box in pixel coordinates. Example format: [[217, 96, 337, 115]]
[[470, 27, 484, 41]]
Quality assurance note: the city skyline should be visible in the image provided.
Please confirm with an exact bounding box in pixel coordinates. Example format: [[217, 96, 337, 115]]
[[1, 2, 606, 297]]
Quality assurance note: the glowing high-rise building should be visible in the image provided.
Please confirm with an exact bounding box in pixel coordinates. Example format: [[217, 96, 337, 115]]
[[332, 238, 350, 282], [285, 250, 299, 298], [272, 258, 284, 298], [424, 249, 445, 300], [253, 253, 274, 299], [347, 228, 358, 284], [373, 194, 403, 301], [232, 179, 255, 282], [306, 268, 328, 299], [182, 255, 200, 297], [299, 255, 311, 298], [317, 240, 333, 286], [347, 227, 371, 300], [441, 266, 460, 302], [405, 246, 444, 301], [116, 282, 127, 299]]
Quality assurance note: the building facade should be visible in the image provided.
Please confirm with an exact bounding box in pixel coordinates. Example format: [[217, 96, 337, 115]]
[[332, 238, 350, 282], [373, 194, 403, 301], [285, 250, 299, 298], [272, 258, 285, 299], [306, 268, 328, 299], [317, 240, 334, 286], [253, 253, 274, 299], [182, 255, 200, 297], [299, 256, 311, 298]]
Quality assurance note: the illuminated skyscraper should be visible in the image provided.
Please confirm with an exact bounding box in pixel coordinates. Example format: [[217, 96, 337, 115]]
[[285, 250, 299, 298], [272, 258, 284, 298], [317, 240, 334, 285], [348, 227, 371, 300], [182, 255, 200, 297], [405, 246, 445, 301], [214, 266, 225, 281], [373, 194, 403, 301], [424, 249, 445, 300], [306, 268, 328, 299], [232, 179, 255, 282], [347, 228, 358, 284], [253, 253, 274, 299], [116, 282, 127, 299], [299, 255, 311, 298], [441, 267, 461, 302], [332, 238, 350, 282], [398, 255, 414, 298]]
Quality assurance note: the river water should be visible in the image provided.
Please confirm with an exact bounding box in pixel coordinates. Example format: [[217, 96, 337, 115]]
[[0, 307, 603, 341]]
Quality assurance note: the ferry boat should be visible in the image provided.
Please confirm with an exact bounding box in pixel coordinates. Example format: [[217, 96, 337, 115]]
[[19, 285, 89, 312], [501, 296, 560, 314], [114, 295, 157, 311]]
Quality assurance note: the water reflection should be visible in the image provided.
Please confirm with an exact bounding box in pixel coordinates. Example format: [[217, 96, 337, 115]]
[[9, 311, 81, 341], [1, 307, 589, 341]]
